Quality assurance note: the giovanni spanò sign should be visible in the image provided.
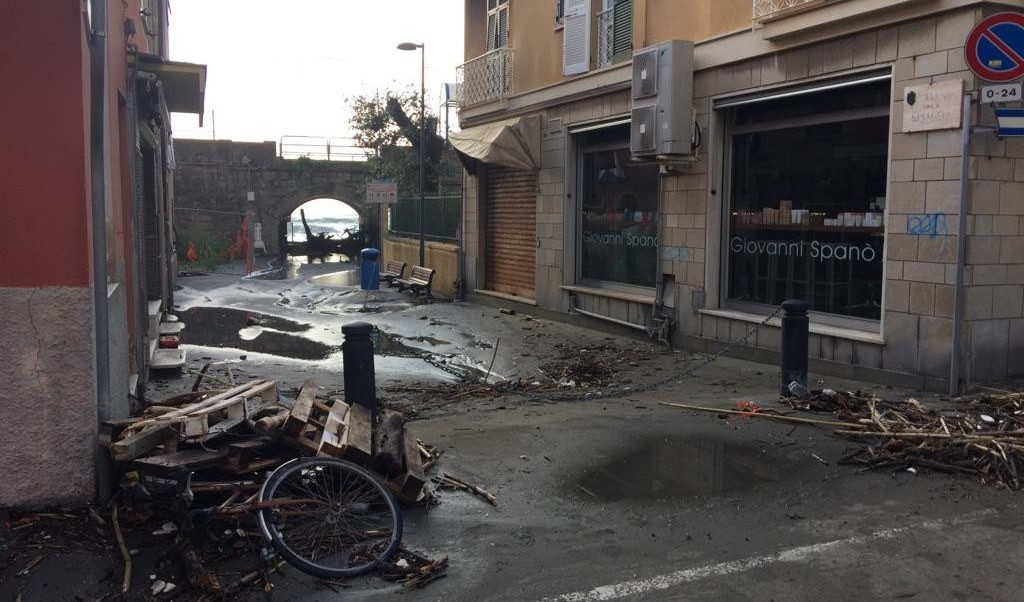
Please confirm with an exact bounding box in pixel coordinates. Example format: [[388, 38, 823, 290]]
[[730, 236, 878, 262], [584, 230, 659, 248]]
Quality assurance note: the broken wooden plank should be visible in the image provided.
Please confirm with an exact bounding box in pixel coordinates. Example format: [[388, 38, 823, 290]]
[[110, 425, 176, 462], [283, 382, 318, 438], [339, 403, 373, 464], [391, 428, 426, 505], [99, 418, 141, 448], [319, 402, 351, 457]]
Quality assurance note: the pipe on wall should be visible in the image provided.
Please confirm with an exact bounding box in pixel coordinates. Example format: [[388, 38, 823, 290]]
[[88, 0, 112, 501], [949, 92, 972, 396]]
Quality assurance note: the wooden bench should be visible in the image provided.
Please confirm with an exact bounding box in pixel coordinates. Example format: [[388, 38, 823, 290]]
[[396, 265, 435, 298], [379, 260, 406, 286]]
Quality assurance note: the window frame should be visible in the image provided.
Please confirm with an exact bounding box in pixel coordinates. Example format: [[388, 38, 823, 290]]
[[573, 123, 661, 295], [716, 72, 895, 333]]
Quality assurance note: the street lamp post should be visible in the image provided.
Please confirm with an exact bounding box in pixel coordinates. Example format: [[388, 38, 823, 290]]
[[397, 42, 426, 266]]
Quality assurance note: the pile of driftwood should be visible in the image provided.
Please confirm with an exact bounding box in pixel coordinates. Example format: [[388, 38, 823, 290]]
[[99, 379, 447, 597], [783, 390, 1024, 489], [103, 380, 431, 505]]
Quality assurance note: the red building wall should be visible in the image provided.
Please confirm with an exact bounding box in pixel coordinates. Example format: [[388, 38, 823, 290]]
[[0, 1, 92, 288]]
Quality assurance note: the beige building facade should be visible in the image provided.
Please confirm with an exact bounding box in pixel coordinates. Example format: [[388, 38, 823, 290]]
[[455, 0, 1024, 392]]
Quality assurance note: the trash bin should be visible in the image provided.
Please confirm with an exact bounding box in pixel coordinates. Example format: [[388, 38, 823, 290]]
[[360, 248, 380, 291]]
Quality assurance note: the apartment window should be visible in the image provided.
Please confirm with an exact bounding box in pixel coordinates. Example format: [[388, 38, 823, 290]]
[[578, 125, 660, 288], [598, 0, 633, 68], [486, 0, 509, 51], [724, 77, 891, 322], [562, 0, 591, 75]]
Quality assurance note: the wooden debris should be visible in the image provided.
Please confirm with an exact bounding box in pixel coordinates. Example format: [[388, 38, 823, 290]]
[[435, 472, 496, 505], [783, 389, 1024, 489], [373, 410, 406, 475], [112, 506, 131, 598], [659, 402, 862, 429], [390, 429, 426, 505], [179, 543, 221, 593], [254, 410, 288, 435]]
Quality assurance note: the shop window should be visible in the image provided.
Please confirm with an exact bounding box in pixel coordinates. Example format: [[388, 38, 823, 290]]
[[579, 125, 660, 288], [725, 79, 891, 322]]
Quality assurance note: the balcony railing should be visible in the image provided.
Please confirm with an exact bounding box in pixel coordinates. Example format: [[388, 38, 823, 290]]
[[597, 6, 615, 69], [456, 47, 513, 108], [753, 0, 833, 21]]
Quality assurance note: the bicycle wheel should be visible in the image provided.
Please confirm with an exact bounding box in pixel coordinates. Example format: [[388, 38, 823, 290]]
[[257, 457, 402, 578]]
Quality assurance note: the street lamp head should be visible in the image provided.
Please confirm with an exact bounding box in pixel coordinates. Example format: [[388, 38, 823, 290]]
[[397, 42, 423, 51]]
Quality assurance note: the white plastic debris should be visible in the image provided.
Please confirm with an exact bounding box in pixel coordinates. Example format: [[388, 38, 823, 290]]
[[822, 388, 837, 396], [162, 582, 177, 594], [395, 558, 410, 569], [151, 580, 166, 596], [981, 414, 996, 424]]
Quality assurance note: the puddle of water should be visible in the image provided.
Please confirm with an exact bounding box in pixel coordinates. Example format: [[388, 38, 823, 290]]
[[177, 307, 334, 361], [572, 437, 807, 501], [407, 336, 451, 346], [371, 330, 427, 358], [310, 269, 361, 287]]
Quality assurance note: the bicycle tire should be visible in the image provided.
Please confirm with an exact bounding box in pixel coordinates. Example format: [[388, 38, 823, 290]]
[[257, 457, 402, 578]]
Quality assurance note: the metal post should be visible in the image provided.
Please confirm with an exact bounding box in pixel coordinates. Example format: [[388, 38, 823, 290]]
[[342, 321, 378, 415], [780, 299, 809, 396], [418, 45, 426, 266], [949, 92, 972, 396]]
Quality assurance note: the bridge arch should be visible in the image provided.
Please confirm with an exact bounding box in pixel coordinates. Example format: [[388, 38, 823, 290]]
[[276, 196, 363, 253], [172, 139, 375, 258]]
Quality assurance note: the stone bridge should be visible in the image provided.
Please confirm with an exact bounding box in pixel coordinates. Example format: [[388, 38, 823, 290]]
[[172, 139, 374, 258]]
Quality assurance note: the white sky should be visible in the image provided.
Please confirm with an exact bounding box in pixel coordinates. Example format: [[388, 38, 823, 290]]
[[168, 0, 464, 143]]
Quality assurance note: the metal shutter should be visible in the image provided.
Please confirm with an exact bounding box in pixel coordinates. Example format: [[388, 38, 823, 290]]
[[485, 164, 537, 300]]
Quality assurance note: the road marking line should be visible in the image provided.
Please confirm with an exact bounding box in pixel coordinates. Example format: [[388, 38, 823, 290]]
[[541, 509, 996, 602]]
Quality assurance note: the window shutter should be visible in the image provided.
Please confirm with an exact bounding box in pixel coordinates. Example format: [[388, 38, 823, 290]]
[[562, 0, 590, 76], [497, 5, 509, 48], [611, 0, 632, 64], [486, 12, 497, 50], [487, 4, 509, 50]]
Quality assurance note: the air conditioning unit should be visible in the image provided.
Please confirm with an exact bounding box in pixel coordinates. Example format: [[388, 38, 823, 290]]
[[630, 40, 695, 159]]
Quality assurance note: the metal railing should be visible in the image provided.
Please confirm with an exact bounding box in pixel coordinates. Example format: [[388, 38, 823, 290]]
[[597, 6, 615, 69], [753, 0, 834, 20], [456, 47, 513, 108], [278, 136, 369, 161]]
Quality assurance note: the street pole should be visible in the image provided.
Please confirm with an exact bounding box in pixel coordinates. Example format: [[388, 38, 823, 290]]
[[418, 45, 426, 267]]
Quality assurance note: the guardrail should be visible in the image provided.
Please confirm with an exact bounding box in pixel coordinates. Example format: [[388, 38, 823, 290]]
[[456, 47, 513, 108], [278, 136, 369, 161]]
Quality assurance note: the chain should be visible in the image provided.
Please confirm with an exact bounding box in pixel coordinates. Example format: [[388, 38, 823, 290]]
[[475, 304, 786, 404]]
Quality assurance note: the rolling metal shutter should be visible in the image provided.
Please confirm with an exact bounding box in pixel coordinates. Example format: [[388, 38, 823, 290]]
[[485, 164, 537, 300]]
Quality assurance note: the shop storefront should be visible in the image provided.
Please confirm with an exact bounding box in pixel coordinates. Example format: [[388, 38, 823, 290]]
[[721, 74, 892, 327], [461, 5, 1023, 390]]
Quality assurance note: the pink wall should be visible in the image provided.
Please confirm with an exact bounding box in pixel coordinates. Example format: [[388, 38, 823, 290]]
[[0, 1, 92, 288]]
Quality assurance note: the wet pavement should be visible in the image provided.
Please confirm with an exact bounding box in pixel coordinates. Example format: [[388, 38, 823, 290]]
[[8, 255, 1022, 601]]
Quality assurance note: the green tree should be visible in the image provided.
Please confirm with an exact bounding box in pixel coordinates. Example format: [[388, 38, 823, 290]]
[[349, 88, 448, 196]]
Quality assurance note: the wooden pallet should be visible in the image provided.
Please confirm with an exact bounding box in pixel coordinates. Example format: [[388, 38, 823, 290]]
[[111, 380, 279, 462]]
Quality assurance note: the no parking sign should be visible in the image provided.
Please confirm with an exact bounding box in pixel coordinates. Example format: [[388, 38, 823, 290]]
[[965, 12, 1024, 82]]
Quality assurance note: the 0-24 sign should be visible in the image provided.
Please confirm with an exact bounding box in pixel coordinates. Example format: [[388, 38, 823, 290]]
[[981, 83, 1022, 104]]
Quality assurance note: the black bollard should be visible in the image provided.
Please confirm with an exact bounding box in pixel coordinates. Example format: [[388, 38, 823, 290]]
[[780, 299, 809, 396], [342, 321, 378, 415]]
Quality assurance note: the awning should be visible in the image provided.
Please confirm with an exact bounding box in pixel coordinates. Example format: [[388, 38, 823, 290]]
[[449, 115, 541, 171], [137, 54, 207, 124]]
